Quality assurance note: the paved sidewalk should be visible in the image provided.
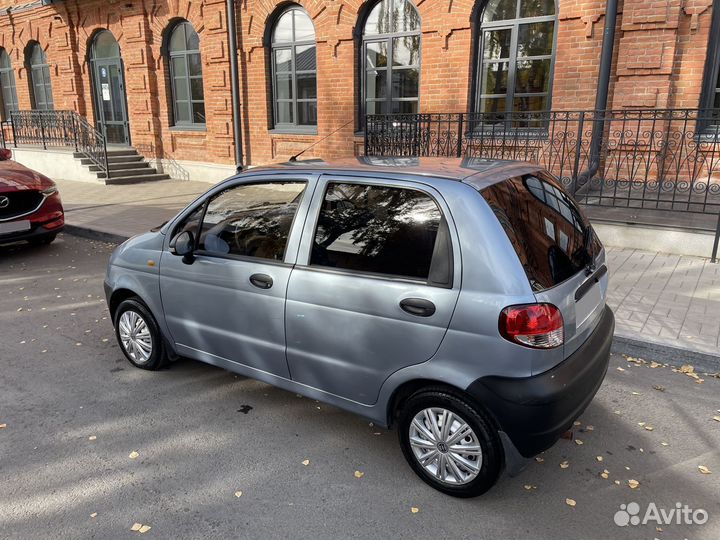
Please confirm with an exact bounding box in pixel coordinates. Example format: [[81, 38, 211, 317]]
[[55, 178, 720, 366]]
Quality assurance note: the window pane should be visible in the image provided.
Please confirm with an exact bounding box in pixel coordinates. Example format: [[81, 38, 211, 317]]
[[0, 50, 10, 69], [366, 100, 387, 115], [365, 41, 388, 69], [515, 59, 551, 93], [364, 0, 392, 35], [173, 203, 205, 238], [274, 49, 292, 72], [275, 73, 293, 99], [186, 25, 200, 50], [190, 77, 204, 100], [276, 101, 293, 123], [366, 70, 387, 99], [311, 183, 442, 280], [482, 0, 517, 22], [295, 45, 316, 71], [169, 25, 186, 52], [173, 78, 189, 100], [273, 11, 293, 43], [30, 44, 45, 65], [519, 0, 555, 18], [175, 100, 191, 122], [94, 31, 120, 58], [391, 69, 418, 98], [714, 91, 720, 110], [297, 72, 316, 99], [483, 29, 512, 59], [481, 61, 509, 95], [293, 10, 315, 41], [392, 100, 418, 113], [513, 94, 547, 112], [517, 22, 554, 57], [393, 0, 420, 32], [199, 183, 306, 260], [187, 53, 202, 77], [479, 97, 506, 113], [171, 56, 187, 77], [298, 101, 317, 125], [192, 102, 205, 123], [392, 35, 420, 66]]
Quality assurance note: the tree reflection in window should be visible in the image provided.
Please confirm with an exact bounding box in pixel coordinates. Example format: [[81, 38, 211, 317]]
[[311, 183, 442, 280]]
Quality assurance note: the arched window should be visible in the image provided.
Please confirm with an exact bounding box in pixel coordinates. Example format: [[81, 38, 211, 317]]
[[26, 42, 54, 110], [361, 0, 420, 116], [167, 21, 205, 126], [0, 48, 18, 120], [270, 6, 317, 129], [475, 0, 556, 114]]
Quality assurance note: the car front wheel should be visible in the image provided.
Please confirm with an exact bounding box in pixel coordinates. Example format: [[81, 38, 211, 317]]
[[114, 298, 167, 370], [397, 389, 503, 497]]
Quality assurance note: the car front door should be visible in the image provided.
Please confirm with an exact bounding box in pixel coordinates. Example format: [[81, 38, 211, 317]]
[[285, 176, 461, 405], [159, 177, 314, 377]]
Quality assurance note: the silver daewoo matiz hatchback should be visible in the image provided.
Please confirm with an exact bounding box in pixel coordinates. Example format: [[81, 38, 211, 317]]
[[105, 157, 614, 497]]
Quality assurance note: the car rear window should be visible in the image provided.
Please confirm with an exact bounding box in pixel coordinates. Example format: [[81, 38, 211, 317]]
[[480, 172, 600, 291]]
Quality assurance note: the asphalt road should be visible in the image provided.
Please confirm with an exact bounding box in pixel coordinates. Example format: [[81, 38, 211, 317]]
[[1, 233, 719, 540]]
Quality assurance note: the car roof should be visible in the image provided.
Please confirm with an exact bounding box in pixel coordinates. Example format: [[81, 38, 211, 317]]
[[249, 156, 543, 190]]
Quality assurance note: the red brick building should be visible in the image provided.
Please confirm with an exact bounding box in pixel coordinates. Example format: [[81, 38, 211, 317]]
[[0, 0, 717, 179]]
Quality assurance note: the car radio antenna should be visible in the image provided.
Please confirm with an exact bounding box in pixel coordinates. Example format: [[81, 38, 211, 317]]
[[289, 119, 355, 162]]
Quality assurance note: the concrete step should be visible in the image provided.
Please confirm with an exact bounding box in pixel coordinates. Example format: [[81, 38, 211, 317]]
[[79, 155, 145, 165], [104, 173, 170, 185], [97, 167, 159, 178], [88, 162, 151, 172], [73, 149, 139, 159]]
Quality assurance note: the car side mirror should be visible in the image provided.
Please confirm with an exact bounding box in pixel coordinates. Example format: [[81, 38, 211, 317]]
[[169, 230, 195, 264]]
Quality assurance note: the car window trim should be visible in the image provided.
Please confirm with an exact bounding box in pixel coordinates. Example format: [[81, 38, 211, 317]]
[[302, 176, 455, 289], [191, 250, 295, 267]]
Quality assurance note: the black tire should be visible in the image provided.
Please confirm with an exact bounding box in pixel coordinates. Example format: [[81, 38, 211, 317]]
[[397, 389, 503, 498], [113, 297, 168, 370], [29, 233, 56, 246]]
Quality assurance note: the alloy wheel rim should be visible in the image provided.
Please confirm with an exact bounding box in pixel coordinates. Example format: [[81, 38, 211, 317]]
[[409, 407, 482, 485], [118, 310, 153, 364]]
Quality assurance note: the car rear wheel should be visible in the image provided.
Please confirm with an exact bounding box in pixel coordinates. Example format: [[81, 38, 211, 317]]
[[114, 298, 167, 370], [397, 389, 503, 497]]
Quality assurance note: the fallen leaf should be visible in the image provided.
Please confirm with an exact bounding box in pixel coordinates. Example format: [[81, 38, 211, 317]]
[[614, 480, 621, 485], [649, 361, 661, 368], [0, 423, 6, 429], [354, 470, 364, 478], [644, 426, 654, 431], [596, 456, 603, 462], [585, 425, 594, 431], [575, 439, 584, 445], [302, 459, 310, 466], [523, 484, 537, 490], [698, 465, 712, 474], [129, 451, 139, 459], [410, 507, 419, 514], [234, 490, 243, 497], [573, 421, 581, 426], [560, 461, 570, 469], [679, 364, 694, 374], [638, 422, 646, 427], [131, 523, 142, 531], [139, 525, 151, 533], [631, 392, 641, 396], [652, 385, 665, 392], [661, 442, 669, 446], [713, 416, 720, 422], [90, 512, 97, 518], [565, 498, 576, 507], [601, 470, 609, 479], [88, 435, 97, 441], [535, 456, 544, 463], [628, 479, 640, 489], [617, 367, 625, 372]]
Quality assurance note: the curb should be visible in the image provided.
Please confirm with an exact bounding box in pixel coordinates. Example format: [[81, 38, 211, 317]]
[[61, 225, 720, 374], [63, 224, 131, 245]]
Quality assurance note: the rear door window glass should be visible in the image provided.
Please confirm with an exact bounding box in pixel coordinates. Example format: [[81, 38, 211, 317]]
[[480, 172, 600, 291], [310, 182, 446, 281], [198, 182, 306, 261]]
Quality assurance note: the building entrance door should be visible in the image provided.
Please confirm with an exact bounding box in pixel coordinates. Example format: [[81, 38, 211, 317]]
[[90, 31, 129, 145]]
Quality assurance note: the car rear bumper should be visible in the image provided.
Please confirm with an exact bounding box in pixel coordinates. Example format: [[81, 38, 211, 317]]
[[466, 305, 614, 458]]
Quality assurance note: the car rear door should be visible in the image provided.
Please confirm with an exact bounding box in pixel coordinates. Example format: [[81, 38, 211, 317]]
[[284, 175, 461, 405], [479, 171, 608, 374], [159, 176, 315, 378]]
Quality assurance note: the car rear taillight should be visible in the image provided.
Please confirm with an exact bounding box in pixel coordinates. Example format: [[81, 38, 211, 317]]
[[0, 148, 11, 161], [499, 303, 564, 349]]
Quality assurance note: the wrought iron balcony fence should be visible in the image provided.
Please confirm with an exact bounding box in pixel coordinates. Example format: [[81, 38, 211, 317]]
[[1, 110, 109, 178]]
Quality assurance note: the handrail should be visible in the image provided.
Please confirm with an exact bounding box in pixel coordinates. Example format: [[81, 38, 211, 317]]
[[6, 110, 109, 179]]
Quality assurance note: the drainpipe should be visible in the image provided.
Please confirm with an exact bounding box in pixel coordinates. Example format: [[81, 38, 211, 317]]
[[226, 0, 244, 171], [577, 0, 618, 188]]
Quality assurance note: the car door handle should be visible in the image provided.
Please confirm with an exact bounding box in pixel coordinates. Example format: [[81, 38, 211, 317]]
[[249, 273, 273, 290], [399, 298, 436, 317]]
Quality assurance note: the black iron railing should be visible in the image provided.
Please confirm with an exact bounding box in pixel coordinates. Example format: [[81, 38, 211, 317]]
[[2, 110, 109, 178]]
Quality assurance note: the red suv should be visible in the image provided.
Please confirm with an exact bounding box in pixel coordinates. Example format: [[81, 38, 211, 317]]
[[0, 148, 64, 246]]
